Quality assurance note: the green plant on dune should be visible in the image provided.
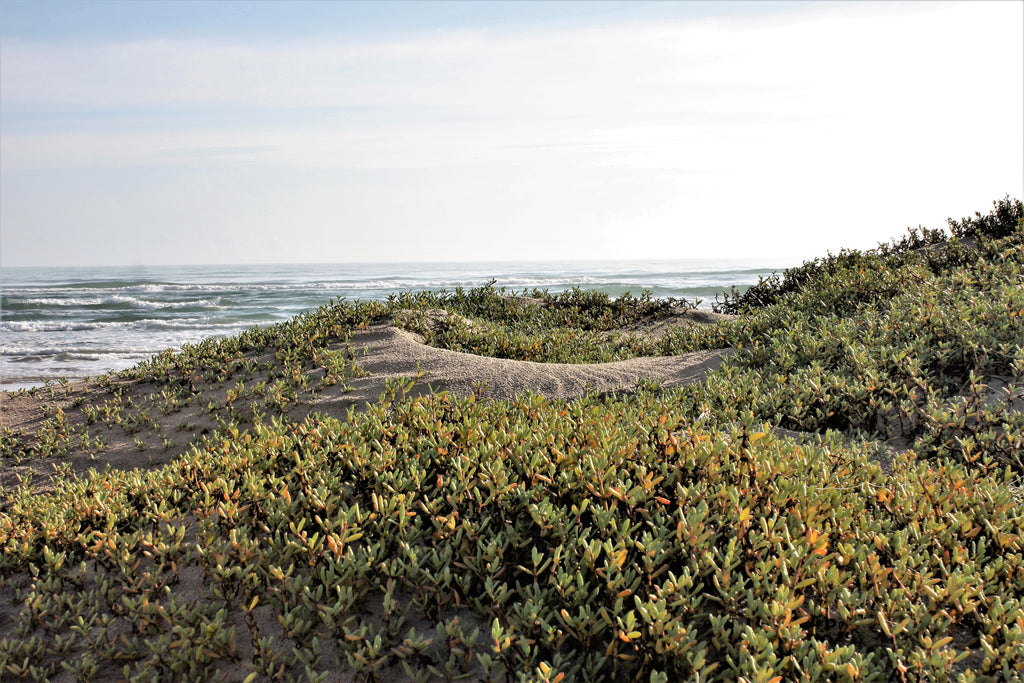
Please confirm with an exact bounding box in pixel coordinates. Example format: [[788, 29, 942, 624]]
[[1, 198, 1023, 680], [713, 196, 1022, 315], [2, 392, 1022, 680]]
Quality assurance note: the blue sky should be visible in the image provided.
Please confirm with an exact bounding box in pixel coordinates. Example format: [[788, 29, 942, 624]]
[[1, 0, 1022, 266], [0, 1, 808, 40]]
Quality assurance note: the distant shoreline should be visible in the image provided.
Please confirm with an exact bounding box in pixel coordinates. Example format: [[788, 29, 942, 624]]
[[1, 260, 775, 388]]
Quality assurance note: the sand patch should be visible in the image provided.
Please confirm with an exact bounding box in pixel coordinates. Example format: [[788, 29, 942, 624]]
[[303, 324, 730, 421]]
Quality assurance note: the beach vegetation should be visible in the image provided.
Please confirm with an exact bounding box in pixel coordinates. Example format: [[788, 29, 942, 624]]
[[1, 198, 1023, 680]]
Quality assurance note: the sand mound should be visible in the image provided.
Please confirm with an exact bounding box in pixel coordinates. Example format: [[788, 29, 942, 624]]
[[1, 320, 731, 493], [306, 324, 730, 418]]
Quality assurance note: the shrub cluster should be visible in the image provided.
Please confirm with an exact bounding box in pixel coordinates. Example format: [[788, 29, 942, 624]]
[[705, 207, 1024, 474], [714, 197, 1022, 315], [3, 392, 1023, 680], [2, 198, 1023, 680], [392, 287, 720, 364]]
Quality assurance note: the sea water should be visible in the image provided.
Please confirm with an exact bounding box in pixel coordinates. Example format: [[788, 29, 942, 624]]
[[0, 260, 787, 387]]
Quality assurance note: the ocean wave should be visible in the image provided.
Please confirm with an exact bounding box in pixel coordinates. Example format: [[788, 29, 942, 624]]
[[6, 282, 337, 295], [4, 348, 161, 361], [8, 295, 224, 310], [7, 277, 638, 295], [0, 318, 254, 333]]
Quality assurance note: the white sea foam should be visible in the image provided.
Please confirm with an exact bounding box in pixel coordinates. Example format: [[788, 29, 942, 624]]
[[1, 318, 249, 333], [4, 346, 166, 358], [15, 295, 223, 309]]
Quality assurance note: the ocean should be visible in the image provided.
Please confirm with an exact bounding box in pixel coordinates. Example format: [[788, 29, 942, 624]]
[[0, 259, 786, 388]]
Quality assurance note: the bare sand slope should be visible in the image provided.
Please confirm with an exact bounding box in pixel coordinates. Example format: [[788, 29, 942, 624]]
[[309, 324, 730, 415]]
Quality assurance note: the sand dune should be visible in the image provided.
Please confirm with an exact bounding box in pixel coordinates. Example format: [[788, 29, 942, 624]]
[[1, 317, 731, 494]]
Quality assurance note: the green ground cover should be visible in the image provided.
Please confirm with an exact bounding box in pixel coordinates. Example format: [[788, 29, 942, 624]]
[[1, 198, 1022, 681]]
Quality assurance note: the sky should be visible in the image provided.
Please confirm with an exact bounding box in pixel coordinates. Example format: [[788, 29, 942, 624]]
[[1, 0, 1022, 267]]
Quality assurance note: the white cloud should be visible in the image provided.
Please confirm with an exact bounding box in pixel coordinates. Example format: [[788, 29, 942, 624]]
[[3, 2, 1019, 167], [1, 0, 1021, 265]]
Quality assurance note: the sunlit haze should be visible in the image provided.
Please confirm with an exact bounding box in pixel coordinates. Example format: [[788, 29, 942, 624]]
[[1, 0, 1021, 267]]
